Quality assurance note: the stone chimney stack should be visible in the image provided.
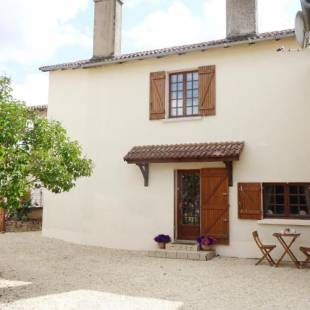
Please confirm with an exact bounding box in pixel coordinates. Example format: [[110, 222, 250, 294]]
[[226, 0, 257, 38], [93, 0, 123, 59]]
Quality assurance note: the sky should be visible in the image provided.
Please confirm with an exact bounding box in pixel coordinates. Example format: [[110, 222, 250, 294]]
[[0, 0, 301, 106]]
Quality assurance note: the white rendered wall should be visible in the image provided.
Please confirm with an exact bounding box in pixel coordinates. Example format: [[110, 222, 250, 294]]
[[43, 38, 310, 259]]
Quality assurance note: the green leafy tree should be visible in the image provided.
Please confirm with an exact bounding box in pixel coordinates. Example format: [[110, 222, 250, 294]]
[[0, 76, 93, 225]]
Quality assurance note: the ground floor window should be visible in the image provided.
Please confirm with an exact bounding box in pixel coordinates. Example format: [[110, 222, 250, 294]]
[[263, 183, 310, 219]]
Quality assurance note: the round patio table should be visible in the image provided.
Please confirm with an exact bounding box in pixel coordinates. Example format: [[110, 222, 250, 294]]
[[273, 233, 301, 268]]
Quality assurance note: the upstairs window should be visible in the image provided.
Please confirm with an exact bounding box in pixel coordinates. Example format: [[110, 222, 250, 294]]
[[263, 183, 310, 219], [169, 72, 199, 118], [149, 66, 216, 120]]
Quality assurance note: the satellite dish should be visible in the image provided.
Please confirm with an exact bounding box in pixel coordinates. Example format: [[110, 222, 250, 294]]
[[301, 0, 310, 9], [295, 11, 307, 47], [295, 0, 310, 48]]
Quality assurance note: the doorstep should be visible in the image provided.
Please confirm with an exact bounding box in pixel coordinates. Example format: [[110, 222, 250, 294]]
[[147, 249, 215, 261]]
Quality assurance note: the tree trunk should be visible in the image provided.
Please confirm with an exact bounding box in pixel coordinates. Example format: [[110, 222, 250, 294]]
[[0, 208, 6, 233]]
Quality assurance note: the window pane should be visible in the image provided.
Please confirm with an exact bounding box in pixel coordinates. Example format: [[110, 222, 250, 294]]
[[187, 73, 192, 81], [275, 185, 284, 194], [288, 185, 310, 217], [290, 186, 298, 194], [290, 196, 298, 204], [193, 106, 199, 115], [186, 107, 192, 115], [193, 81, 199, 89], [276, 205, 285, 214], [178, 74, 183, 82], [177, 107, 183, 116], [171, 109, 177, 116], [180, 172, 200, 225], [178, 82, 183, 91], [300, 207, 309, 215], [275, 195, 284, 204], [187, 90, 193, 98], [171, 100, 177, 108], [172, 83, 177, 91], [290, 205, 299, 214], [193, 98, 198, 106], [193, 72, 198, 80], [193, 89, 199, 98], [178, 91, 183, 99], [171, 92, 177, 100], [186, 82, 192, 90], [186, 99, 192, 107], [264, 184, 285, 216], [171, 75, 177, 83], [177, 100, 183, 108]]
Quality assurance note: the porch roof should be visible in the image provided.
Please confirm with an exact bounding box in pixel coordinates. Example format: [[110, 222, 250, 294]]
[[124, 141, 244, 164]]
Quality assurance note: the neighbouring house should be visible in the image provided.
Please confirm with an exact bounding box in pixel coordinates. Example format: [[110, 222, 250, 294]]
[[40, 0, 310, 259], [29, 104, 48, 118]]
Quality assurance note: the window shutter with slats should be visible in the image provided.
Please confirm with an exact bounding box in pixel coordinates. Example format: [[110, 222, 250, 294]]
[[238, 183, 262, 220], [149, 71, 166, 120], [199, 65, 216, 116]]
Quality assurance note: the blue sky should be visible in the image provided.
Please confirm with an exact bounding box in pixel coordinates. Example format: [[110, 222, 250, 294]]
[[0, 0, 301, 106]]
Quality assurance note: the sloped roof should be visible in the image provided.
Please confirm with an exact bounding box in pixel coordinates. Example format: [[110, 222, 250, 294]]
[[28, 105, 48, 111], [40, 29, 294, 72], [124, 142, 244, 163]]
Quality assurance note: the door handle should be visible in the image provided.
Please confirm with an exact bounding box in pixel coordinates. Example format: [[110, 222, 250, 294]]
[[222, 193, 228, 196], [223, 219, 228, 222]]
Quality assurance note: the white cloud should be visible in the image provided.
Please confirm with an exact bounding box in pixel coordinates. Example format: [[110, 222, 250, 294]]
[[125, 0, 299, 52], [13, 73, 48, 106], [258, 0, 300, 33], [125, 0, 163, 9], [0, 0, 91, 64], [124, 0, 224, 51]]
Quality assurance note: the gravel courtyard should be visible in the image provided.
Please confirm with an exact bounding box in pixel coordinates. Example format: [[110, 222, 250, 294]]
[[0, 232, 309, 310]]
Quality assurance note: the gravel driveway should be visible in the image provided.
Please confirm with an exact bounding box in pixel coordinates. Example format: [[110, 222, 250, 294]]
[[0, 232, 309, 310]]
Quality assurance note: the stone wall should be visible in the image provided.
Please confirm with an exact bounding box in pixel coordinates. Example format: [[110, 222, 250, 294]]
[[6, 220, 42, 232]]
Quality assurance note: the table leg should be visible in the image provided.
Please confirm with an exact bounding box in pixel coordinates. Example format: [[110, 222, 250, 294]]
[[275, 236, 300, 268]]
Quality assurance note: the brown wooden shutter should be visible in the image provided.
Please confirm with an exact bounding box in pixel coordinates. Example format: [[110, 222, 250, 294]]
[[199, 65, 216, 116], [238, 183, 262, 220], [201, 168, 229, 245], [149, 71, 166, 120]]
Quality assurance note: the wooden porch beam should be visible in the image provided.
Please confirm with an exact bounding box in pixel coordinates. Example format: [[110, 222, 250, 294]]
[[136, 163, 149, 187], [224, 161, 233, 187]]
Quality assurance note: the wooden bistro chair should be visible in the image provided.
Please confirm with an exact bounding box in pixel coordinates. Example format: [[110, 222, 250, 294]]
[[300, 247, 310, 268], [252, 231, 276, 266]]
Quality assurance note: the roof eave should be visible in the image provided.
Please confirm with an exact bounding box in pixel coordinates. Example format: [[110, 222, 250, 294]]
[[82, 33, 294, 70], [124, 156, 240, 164], [39, 31, 295, 72]]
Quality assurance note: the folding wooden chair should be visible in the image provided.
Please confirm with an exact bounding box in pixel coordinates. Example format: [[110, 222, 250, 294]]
[[300, 247, 310, 268], [252, 231, 276, 266]]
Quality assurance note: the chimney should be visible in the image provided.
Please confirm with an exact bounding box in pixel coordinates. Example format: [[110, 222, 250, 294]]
[[226, 0, 257, 38], [93, 0, 123, 59]]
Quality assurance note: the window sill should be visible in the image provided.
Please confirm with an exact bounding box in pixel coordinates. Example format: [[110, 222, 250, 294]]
[[258, 219, 310, 226], [162, 116, 203, 123]]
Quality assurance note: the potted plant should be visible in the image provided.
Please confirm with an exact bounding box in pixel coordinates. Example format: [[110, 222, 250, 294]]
[[196, 236, 217, 251], [154, 234, 171, 249]]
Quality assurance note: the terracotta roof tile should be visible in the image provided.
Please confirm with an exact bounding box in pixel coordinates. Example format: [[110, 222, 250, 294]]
[[124, 142, 244, 163], [40, 29, 294, 72]]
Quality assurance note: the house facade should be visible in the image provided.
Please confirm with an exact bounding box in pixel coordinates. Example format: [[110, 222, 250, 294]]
[[41, 0, 310, 259]]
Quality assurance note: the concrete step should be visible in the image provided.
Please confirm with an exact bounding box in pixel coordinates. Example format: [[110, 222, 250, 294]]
[[148, 249, 215, 261], [166, 242, 200, 252]]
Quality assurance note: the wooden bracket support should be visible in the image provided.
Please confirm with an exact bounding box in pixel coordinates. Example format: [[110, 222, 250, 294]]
[[224, 161, 233, 187], [136, 163, 149, 187]]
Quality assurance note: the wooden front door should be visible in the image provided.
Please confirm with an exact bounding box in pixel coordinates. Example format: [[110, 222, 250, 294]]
[[201, 168, 229, 244], [176, 170, 201, 240]]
